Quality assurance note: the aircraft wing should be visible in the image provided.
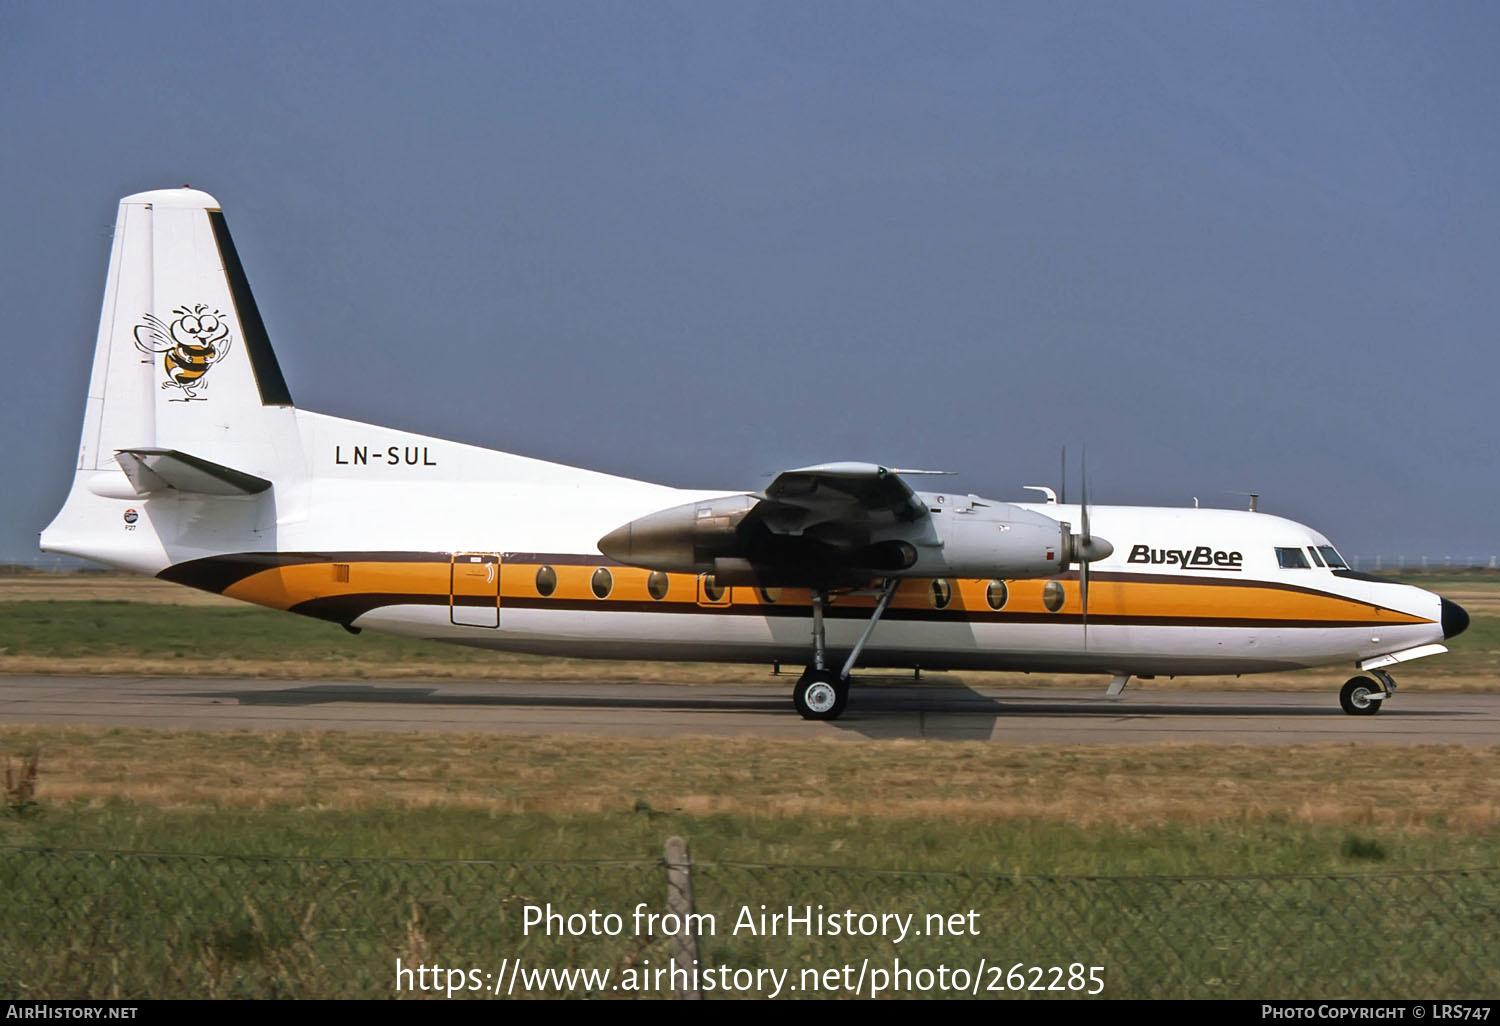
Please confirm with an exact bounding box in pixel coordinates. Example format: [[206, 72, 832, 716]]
[[732, 463, 942, 581], [599, 462, 952, 584], [749, 462, 934, 534]]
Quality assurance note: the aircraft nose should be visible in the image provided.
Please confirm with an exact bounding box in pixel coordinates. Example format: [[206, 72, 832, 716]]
[[1440, 597, 1470, 639]]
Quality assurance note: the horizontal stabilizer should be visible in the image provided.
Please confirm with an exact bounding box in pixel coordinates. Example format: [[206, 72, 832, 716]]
[[115, 448, 271, 496]]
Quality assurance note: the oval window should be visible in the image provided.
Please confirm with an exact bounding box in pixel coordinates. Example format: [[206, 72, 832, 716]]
[[930, 578, 952, 609], [1042, 580, 1065, 613], [591, 567, 613, 599], [759, 586, 782, 604], [986, 579, 1008, 611], [647, 571, 669, 600], [702, 574, 727, 602], [534, 565, 557, 598]]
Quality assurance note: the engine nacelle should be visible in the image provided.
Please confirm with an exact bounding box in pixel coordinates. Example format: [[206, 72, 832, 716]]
[[599, 494, 1106, 583], [597, 495, 756, 573], [599, 496, 920, 578], [917, 508, 1071, 579]]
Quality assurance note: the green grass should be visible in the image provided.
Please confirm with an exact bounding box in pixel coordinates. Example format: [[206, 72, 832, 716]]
[[2, 806, 1498, 998], [1432, 609, 1500, 679], [7, 803, 1500, 874], [0, 599, 489, 664], [0, 599, 751, 681]]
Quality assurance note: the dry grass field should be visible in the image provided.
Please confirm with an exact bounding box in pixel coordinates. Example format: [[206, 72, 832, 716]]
[[3, 725, 1497, 831]]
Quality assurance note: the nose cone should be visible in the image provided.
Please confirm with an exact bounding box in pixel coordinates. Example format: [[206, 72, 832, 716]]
[[1440, 597, 1470, 639]]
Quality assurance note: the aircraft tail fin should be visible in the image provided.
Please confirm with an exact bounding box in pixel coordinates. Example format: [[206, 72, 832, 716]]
[[44, 188, 301, 570], [75, 187, 295, 474]]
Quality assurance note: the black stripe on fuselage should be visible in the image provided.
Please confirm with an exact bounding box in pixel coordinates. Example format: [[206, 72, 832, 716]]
[[289, 593, 448, 624], [1059, 568, 1401, 603], [158, 551, 448, 594], [502, 552, 628, 567]]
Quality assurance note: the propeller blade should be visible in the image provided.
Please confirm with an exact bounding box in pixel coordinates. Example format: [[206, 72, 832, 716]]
[[1081, 449, 1089, 646], [1080, 447, 1090, 542], [1081, 556, 1090, 647], [1060, 446, 1112, 648]]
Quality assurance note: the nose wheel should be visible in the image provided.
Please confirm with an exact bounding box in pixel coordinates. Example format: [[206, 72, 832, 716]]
[[1340, 672, 1395, 716]]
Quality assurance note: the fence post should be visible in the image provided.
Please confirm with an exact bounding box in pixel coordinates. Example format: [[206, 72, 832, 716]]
[[664, 835, 701, 1000]]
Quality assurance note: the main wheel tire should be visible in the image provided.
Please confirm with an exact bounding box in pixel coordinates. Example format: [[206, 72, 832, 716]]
[[1340, 675, 1383, 716], [793, 670, 849, 721]]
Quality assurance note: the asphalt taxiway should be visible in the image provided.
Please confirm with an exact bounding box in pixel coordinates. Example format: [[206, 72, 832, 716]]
[[0, 675, 1495, 744]]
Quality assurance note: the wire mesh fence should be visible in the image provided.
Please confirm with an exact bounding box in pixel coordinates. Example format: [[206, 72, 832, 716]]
[[1, 845, 1496, 999], [691, 863, 1500, 998], [1348, 556, 1499, 572], [0, 849, 669, 999]]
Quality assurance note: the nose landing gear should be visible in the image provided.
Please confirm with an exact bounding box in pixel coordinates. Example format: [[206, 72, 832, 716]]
[[1340, 668, 1397, 716]]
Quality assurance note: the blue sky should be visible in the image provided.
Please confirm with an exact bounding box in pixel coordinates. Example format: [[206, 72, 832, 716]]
[[3, 2, 1498, 564]]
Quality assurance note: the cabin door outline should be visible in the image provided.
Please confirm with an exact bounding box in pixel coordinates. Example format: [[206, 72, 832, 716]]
[[450, 553, 501, 628]]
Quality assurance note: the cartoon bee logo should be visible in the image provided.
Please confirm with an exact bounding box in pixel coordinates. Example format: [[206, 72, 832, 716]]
[[133, 304, 233, 401]]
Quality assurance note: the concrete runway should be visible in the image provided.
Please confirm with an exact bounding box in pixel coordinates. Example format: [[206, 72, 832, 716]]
[[0, 674, 1496, 743]]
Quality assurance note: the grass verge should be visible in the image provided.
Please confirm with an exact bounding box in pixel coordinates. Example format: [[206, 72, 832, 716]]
[[2, 725, 1498, 998], [3, 726, 1499, 866]]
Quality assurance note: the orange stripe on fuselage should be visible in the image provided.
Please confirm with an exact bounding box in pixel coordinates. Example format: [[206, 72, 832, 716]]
[[211, 556, 1433, 627], [222, 561, 451, 610]]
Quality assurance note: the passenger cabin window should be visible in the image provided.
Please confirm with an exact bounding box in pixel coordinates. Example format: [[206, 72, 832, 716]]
[[1275, 547, 1311, 569], [535, 565, 558, 597], [930, 579, 952, 609], [647, 571, 669, 600], [701, 574, 727, 603], [1317, 546, 1349, 569], [591, 567, 614, 599], [986, 580, 1009, 611]]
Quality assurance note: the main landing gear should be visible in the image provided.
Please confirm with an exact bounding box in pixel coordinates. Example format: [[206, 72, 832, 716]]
[[1340, 668, 1397, 716], [792, 579, 900, 721]]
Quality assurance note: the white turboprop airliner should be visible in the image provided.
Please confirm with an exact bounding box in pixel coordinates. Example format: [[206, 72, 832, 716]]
[[42, 188, 1470, 720]]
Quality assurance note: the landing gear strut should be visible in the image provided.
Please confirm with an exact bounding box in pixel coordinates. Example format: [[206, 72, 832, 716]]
[[791, 579, 899, 721], [1340, 669, 1396, 716]]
